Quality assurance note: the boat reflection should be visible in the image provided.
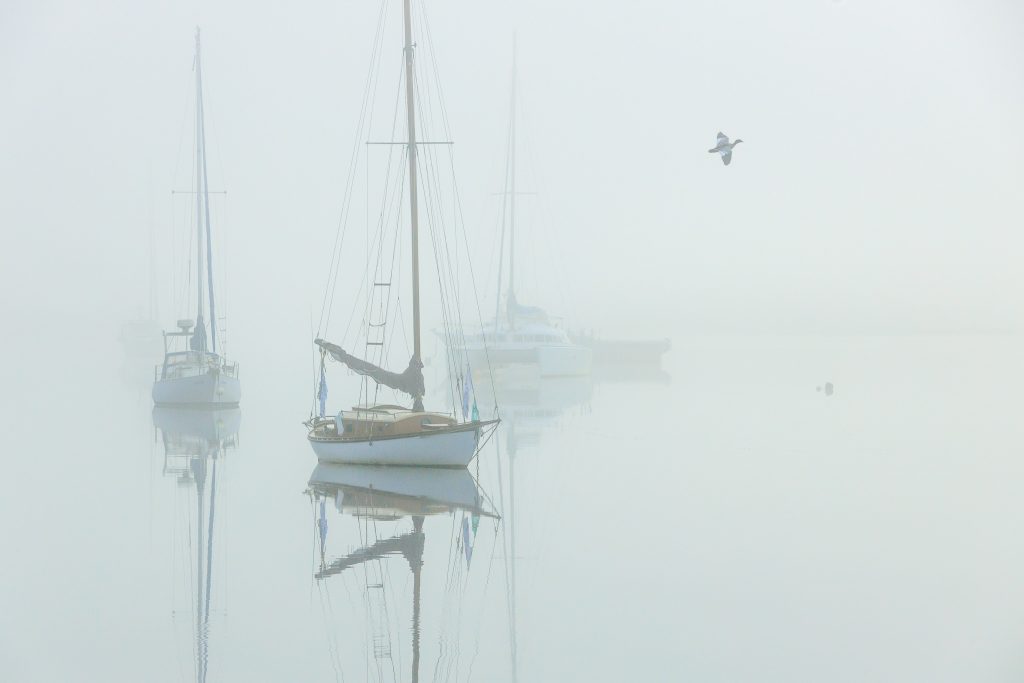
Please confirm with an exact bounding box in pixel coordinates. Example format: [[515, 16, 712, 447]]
[[154, 406, 240, 683], [308, 464, 497, 682], [472, 371, 591, 454]]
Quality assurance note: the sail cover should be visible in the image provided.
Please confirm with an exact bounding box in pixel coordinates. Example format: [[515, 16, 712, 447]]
[[315, 338, 424, 401], [190, 315, 208, 352], [506, 291, 549, 326]]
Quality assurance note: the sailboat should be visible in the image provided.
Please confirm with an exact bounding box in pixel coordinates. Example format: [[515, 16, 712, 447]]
[[458, 41, 592, 379], [308, 464, 496, 682], [306, 0, 497, 467], [153, 28, 240, 408]]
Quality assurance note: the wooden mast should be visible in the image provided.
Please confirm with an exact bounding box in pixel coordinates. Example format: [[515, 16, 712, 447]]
[[402, 0, 422, 372]]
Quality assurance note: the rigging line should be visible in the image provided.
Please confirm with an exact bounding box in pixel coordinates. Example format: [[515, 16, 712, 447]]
[[413, 88, 464, 415], [415, 64, 467, 347], [361, 0, 397, 270], [418, 7, 472, 345], [380, 232, 407, 388], [364, 83, 403, 362], [350, 144, 407, 393], [323, 0, 390, 336], [421, 198, 459, 413], [520, 90, 572, 319], [315, 581, 346, 682], [170, 68, 196, 321], [493, 106, 513, 333], [448, 153, 501, 414], [414, 147, 454, 385], [417, 15, 499, 411], [365, 171, 392, 369], [415, 8, 494, 415], [419, 134, 462, 344], [199, 55, 233, 356], [373, 152, 408, 371], [318, 0, 391, 338], [203, 459, 218, 630], [411, 12, 479, 405], [352, 52, 404, 351], [339, 88, 405, 353], [468, 422, 500, 466], [316, 565, 347, 683]]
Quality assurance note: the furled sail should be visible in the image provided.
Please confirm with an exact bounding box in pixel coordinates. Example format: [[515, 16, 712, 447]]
[[190, 315, 208, 352], [315, 338, 425, 403], [506, 291, 549, 327]]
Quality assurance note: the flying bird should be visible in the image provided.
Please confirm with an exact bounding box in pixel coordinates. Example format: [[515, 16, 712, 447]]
[[708, 132, 743, 165]]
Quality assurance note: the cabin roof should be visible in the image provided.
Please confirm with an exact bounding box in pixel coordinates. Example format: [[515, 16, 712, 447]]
[[338, 406, 454, 423]]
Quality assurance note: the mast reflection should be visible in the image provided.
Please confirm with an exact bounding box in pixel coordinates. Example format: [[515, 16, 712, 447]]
[[308, 464, 496, 682], [154, 406, 239, 683]]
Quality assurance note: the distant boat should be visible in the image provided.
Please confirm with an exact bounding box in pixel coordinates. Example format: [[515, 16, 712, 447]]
[[457, 41, 591, 378], [153, 29, 240, 408], [306, 0, 497, 467], [570, 332, 671, 367]]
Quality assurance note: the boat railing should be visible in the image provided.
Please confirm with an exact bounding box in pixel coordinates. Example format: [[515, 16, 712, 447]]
[[156, 351, 240, 380]]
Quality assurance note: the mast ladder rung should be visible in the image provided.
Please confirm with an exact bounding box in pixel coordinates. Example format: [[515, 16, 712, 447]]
[[368, 322, 386, 327], [365, 342, 384, 346], [373, 282, 391, 287]]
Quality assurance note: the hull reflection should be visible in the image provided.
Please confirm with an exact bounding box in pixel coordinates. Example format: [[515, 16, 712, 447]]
[[308, 464, 496, 682]]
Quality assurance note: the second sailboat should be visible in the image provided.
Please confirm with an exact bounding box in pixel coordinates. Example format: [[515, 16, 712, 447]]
[[306, 0, 497, 467]]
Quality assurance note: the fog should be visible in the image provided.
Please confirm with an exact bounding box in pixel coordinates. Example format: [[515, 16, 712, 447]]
[[5, 0, 1023, 337], [2, 0, 1023, 681]]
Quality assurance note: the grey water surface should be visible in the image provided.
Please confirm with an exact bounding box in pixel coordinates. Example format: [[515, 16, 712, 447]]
[[3, 331, 1022, 682]]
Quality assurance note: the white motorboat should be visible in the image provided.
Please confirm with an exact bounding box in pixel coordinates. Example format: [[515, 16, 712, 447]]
[[462, 314, 593, 378]]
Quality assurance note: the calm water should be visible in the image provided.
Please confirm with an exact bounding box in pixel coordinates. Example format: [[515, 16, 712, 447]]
[[4, 333, 1023, 681]]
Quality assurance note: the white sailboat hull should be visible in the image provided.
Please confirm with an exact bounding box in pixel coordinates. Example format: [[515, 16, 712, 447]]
[[153, 371, 241, 407], [309, 426, 483, 467]]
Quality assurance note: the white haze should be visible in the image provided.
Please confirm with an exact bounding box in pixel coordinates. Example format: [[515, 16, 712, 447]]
[[2, 0, 1023, 341], [2, 1, 1024, 682]]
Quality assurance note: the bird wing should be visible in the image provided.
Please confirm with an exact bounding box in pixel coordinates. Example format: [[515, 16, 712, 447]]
[[717, 132, 729, 145], [721, 149, 732, 165]]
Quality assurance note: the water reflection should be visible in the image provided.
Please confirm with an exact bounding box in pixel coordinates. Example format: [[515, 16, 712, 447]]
[[308, 464, 496, 682], [478, 372, 592, 454], [153, 406, 240, 683], [479, 374, 595, 681]]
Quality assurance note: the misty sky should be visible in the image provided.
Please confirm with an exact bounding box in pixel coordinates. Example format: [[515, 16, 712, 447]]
[[2, 0, 1023, 343]]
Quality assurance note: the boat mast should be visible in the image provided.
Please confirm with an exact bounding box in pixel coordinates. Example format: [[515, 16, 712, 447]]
[[194, 30, 205, 342], [195, 27, 218, 354], [508, 36, 517, 308], [402, 0, 422, 366], [493, 38, 518, 334]]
